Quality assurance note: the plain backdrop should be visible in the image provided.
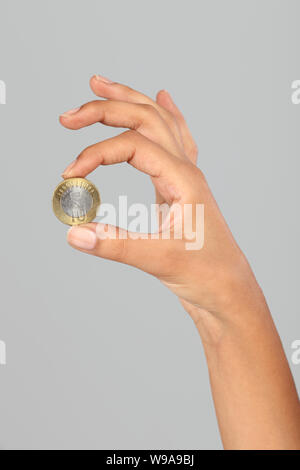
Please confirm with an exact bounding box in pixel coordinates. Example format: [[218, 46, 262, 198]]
[[0, 0, 299, 450]]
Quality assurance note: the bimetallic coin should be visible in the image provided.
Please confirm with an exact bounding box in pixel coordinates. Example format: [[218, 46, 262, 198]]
[[52, 177, 101, 226]]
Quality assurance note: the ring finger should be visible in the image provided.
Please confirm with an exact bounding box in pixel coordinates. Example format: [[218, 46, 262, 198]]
[[60, 99, 183, 160]]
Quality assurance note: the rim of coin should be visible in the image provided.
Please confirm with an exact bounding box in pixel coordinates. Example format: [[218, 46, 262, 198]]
[[52, 177, 101, 226]]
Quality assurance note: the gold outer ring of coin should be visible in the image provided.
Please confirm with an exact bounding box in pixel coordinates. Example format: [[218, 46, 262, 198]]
[[52, 177, 101, 226]]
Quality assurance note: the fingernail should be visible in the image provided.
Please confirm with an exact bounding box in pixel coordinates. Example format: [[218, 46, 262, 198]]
[[62, 160, 76, 177], [60, 107, 80, 118], [67, 227, 97, 250], [93, 74, 114, 84]]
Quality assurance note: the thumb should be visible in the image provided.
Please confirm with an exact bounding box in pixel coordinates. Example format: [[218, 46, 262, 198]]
[[67, 222, 164, 275]]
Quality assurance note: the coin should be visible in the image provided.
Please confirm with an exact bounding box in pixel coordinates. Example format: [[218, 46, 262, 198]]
[[52, 177, 101, 226]]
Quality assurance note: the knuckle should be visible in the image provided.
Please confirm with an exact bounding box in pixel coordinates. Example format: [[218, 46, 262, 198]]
[[89, 100, 106, 121], [122, 85, 137, 99], [141, 103, 160, 119], [123, 128, 138, 139], [89, 99, 100, 107], [84, 100, 99, 112], [122, 129, 142, 144], [77, 143, 95, 161]]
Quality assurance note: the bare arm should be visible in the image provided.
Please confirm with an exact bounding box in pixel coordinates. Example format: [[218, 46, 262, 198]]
[[184, 294, 300, 449]]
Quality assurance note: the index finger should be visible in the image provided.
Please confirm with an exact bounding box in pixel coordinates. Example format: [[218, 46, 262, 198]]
[[63, 130, 195, 204]]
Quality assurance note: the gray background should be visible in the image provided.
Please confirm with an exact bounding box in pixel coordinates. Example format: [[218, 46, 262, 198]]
[[0, 0, 299, 450]]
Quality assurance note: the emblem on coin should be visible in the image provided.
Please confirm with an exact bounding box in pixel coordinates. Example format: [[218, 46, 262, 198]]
[[52, 177, 101, 226]]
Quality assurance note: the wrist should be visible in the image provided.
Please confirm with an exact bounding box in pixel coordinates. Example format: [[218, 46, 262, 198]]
[[189, 274, 271, 347]]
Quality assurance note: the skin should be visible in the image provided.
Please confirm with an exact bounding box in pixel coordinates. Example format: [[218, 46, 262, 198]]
[[59, 74, 300, 450]]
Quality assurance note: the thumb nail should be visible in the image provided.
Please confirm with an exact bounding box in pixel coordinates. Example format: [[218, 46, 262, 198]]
[[67, 227, 97, 250]]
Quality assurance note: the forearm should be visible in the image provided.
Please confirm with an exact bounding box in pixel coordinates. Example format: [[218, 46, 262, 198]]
[[197, 296, 300, 450]]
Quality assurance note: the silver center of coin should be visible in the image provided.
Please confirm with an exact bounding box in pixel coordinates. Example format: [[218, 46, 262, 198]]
[[60, 186, 93, 218]]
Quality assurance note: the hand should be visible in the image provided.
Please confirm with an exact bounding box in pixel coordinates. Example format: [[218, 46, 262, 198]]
[[59, 76, 300, 450], [60, 75, 265, 332]]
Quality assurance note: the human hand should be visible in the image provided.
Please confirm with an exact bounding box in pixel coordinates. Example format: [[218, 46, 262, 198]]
[[59, 77, 300, 450], [60, 76, 265, 331]]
